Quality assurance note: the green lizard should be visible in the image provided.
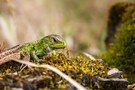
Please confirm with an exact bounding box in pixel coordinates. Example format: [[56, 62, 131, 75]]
[[0, 34, 67, 64]]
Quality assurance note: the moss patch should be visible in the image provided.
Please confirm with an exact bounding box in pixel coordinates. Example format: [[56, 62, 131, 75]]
[[0, 53, 109, 89], [102, 2, 135, 83]]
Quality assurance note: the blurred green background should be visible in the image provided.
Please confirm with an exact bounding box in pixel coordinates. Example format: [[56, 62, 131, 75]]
[[0, 0, 134, 55]]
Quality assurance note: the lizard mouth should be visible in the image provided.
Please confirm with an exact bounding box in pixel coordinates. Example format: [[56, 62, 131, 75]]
[[50, 42, 67, 49]]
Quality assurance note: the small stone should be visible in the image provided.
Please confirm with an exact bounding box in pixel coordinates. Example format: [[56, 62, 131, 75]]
[[97, 77, 128, 90], [128, 84, 135, 90], [107, 68, 122, 78]]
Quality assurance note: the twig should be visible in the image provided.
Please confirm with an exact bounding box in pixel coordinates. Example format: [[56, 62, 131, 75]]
[[11, 59, 87, 90]]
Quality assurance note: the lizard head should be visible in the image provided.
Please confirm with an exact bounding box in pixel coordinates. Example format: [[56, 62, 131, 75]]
[[42, 34, 67, 50]]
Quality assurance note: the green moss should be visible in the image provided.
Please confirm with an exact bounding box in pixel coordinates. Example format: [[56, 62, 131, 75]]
[[102, 2, 135, 83], [43, 53, 108, 77], [105, 2, 134, 48], [0, 53, 109, 89]]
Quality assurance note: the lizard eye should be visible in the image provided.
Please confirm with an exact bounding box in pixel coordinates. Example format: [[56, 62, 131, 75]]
[[53, 38, 57, 43]]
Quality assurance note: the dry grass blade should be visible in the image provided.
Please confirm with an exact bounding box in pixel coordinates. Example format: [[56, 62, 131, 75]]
[[11, 59, 87, 90], [0, 15, 17, 46], [82, 52, 96, 61]]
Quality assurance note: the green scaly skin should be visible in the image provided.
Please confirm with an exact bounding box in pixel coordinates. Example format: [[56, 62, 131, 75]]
[[19, 34, 67, 60]]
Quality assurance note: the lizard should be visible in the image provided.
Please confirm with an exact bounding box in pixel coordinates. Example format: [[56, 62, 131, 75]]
[[0, 34, 67, 65]]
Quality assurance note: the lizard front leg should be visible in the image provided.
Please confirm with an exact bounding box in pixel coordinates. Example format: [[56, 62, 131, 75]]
[[19, 52, 32, 72]]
